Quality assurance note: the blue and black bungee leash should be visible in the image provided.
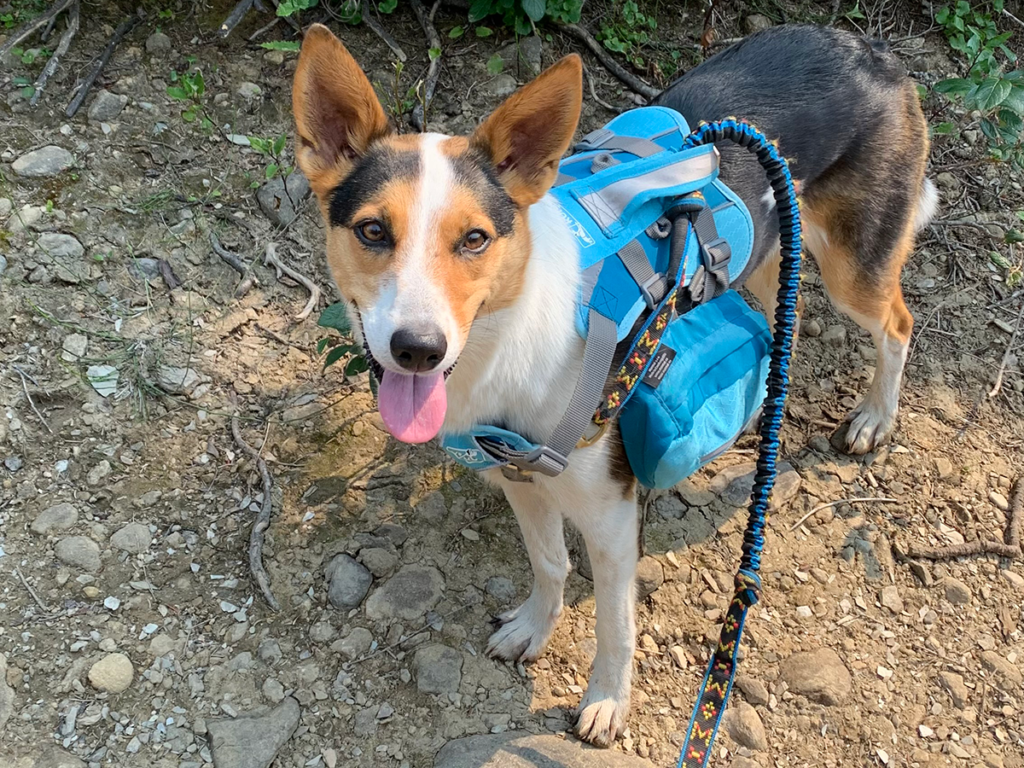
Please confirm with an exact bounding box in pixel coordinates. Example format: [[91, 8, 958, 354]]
[[674, 120, 803, 768]]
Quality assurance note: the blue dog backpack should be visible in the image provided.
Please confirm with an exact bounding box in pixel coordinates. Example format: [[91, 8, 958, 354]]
[[440, 106, 771, 489]]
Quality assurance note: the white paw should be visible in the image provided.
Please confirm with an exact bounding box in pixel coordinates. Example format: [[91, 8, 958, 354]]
[[844, 400, 896, 455], [486, 595, 560, 662], [575, 684, 630, 747]]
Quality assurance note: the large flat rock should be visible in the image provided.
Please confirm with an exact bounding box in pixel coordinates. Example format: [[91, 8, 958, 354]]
[[434, 733, 655, 768]]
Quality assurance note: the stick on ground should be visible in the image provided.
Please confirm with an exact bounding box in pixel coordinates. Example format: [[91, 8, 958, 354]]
[[361, 0, 407, 62], [907, 477, 1023, 561], [409, 0, 441, 131], [30, 1, 79, 107], [0, 0, 76, 61], [231, 412, 281, 611], [263, 242, 321, 321], [218, 0, 255, 38], [11, 366, 53, 435], [560, 23, 660, 101], [988, 297, 1024, 399], [65, 10, 144, 118], [788, 497, 897, 532]]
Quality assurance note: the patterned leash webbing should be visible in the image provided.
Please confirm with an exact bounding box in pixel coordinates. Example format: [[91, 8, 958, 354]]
[[676, 119, 803, 768]]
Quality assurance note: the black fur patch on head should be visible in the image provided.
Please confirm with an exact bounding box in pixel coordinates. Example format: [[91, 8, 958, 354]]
[[329, 148, 420, 228], [449, 147, 517, 237]]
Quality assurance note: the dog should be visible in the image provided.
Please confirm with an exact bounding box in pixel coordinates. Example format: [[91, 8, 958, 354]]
[[292, 23, 933, 746]]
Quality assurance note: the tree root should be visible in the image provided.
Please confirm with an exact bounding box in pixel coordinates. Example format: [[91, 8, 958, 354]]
[[907, 476, 1023, 561], [65, 9, 144, 118], [409, 0, 441, 131], [560, 23, 659, 102], [361, 0, 406, 62], [262, 242, 321, 321], [231, 412, 281, 611], [219, 0, 256, 38], [210, 231, 258, 297], [0, 0, 76, 61], [30, 0, 79, 107]]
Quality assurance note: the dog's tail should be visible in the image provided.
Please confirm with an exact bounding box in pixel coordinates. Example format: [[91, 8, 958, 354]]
[[913, 177, 938, 233]]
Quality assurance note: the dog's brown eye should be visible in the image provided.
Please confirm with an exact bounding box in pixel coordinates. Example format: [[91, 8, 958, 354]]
[[462, 229, 490, 254], [356, 220, 387, 245]]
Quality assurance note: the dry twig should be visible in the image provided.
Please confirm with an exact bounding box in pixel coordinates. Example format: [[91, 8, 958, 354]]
[[789, 497, 897, 532], [218, 0, 256, 38], [262, 242, 321, 321], [409, 0, 441, 131], [907, 477, 1023, 561], [0, 0, 76, 61], [210, 231, 258, 298], [361, 0, 406, 62], [583, 64, 620, 113], [30, 0, 79, 107], [66, 10, 144, 118], [988, 297, 1024, 399], [10, 366, 53, 435], [230, 412, 281, 611], [560, 23, 659, 101], [15, 567, 54, 613]]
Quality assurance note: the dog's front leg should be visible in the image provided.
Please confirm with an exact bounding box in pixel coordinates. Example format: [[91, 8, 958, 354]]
[[486, 479, 569, 662], [567, 489, 638, 747]]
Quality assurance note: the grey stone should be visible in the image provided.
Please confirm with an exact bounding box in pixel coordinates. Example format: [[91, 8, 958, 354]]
[[415, 491, 448, 521], [0, 197, 11, 218], [414, 644, 463, 695], [87, 460, 111, 486], [0, 254, 7, 278], [710, 461, 800, 509], [822, 325, 847, 346], [779, 648, 851, 705], [29, 748, 86, 768], [499, 36, 542, 75], [207, 697, 300, 768], [88, 90, 128, 122], [262, 678, 285, 704], [256, 172, 311, 227], [743, 13, 773, 33], [734, 674, 769, 706], [723, 699, 767, 751], [332, 627, 373, 660], [433, 733, 655, 767], [38, 232, 83, 259], [365, 565, 444, 621], [146, 31, 172, 54], [154, 365, 202, 395], [359, 547, 399, 578], [943, 577, 972, 605], [485, 576, 516, 603], [110, 523, 151, 554], [55, 536, 101, 572], [309, 621, 336, 643], [130, 257, 162, 280], [636, 555, 664, 599], [4, 456, 22, 472], [478, 74, 518, 101], [12, 146, 74, 178], [61, 333, 88, 362], [31, 502, 79, 535], [0, 652, 14, 735], [326, 554, 372, 609], [238, 81, 263, 99]]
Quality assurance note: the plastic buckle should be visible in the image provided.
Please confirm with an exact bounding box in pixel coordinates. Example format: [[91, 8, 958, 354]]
[[575, 128, 613, 152], [512, 445, 569, 478], [639, 273, 667, 310], [701, 237, 731, 271]]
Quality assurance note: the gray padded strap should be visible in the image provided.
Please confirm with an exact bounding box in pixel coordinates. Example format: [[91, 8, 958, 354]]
[[575, 127, 664, 158], [618, 239, 667, 308]]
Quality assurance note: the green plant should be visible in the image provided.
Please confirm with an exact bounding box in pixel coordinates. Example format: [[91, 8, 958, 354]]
[[260, 40, 301, 52], [597, 1, 656, 70], [467, 0, 582, 36], [376, 60, 423, 123], [10, 46, 51, 65], [317, 304, 376, 389], [247, 134, 293, 184], [167, 68, 214, 132], [933, 1, 1023, 165]]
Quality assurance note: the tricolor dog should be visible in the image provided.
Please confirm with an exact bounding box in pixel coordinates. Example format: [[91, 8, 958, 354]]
[[292, 23, 933, 746]]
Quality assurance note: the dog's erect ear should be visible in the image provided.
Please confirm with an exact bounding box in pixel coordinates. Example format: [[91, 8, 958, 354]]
[[470, 54, 582, 207], [292, 24, 390, 200]]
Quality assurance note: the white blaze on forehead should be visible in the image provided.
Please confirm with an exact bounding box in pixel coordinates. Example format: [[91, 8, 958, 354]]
[[361, 133, 462, 372]]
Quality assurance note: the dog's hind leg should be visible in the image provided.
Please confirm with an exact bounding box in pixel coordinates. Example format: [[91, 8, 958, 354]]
[[486, 481, 569, 662]]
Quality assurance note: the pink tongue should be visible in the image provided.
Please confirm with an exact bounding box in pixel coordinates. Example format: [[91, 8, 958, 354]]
[[378, 370, 448, 443]]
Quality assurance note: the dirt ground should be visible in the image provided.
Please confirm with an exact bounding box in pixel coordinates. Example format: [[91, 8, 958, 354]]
[[2, 1, 1024, 767]]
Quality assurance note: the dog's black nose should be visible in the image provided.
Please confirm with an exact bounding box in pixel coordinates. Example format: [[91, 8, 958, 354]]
[[390, 328, 448, 372]]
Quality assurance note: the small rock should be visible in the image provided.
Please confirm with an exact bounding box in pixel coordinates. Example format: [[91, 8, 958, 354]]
[[801, 318, 822, 338], [110, 523, 150, 554], [154, 365, 202, 396], [12, 146, 74, 178], [309, 621, 336, 644], [880, 585, 903, 614], [149, 634, 178, 657], [478, 74, 517, 100], [61, 334, 88, 363], [484, 576, 516, 603], [87, 90, 128, 122], [938, 671, 969, 708], [668, 646, 688, 669], [723, 700, 767, 751], [30, 502, 79, 535], [88, 653, 134, 693], [934, 457, 955, 480], [325, 554, 372, 610], [636, 555, 664, 599], [3, 456, 22, 472], [989, 490, 1010, 511], [979, 651, 1022, 687], [433, 733, 655, 767], [0, 652, 14, 734], [55, 536, 101, 572], [415, 644, 463, 695], [262, 678, 285, 704], [779, 648, 851, 705], [0, 197, 11, 219], [943, 577, 972, 605], [87, 460, 111, 486], [146, 31, 172, 54], [359, 547, 398, 578], [734, 674, 769, 706], [256, 172, 311, 228], [822, 325, 847, 346], [38, 232, 84, 259], [743, 13, 773, 33], [365, 565, 445, 621], [332, 627, 373, 660], [0, 254, 7, 278], [207, 697, 300, 768], [238, 82, 263, 100], [1000, 569, 1024, 589]]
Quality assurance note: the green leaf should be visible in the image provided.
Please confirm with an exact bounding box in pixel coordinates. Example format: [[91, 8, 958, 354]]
[[265, 163, 280, 179], [1005, 229, 1024, 244], [318, 302, 352, 333], [448, 25, 465, 38], [317, 337, 333, 354], [486, 53, 504, 75], [379, 0, 398, 12], [166, 86, 189, 100], [976, 77, 1012, 112], [192, 71, 205, 97], [932, 121, 957, 135], [273, 134, 287, 155], [344, 356, 370, 377], [323, 346, 348, 369], [522, 0, 545, 21], [990, 250, 1011, 269], [21, 85, 35, 99], [475, 25, 493, 37], [260, 40, 301, 51], [249, 137, 269, 153], [468, 0, 492, 23], [429, 46, 442, 61], [934, 78, 973, 97]]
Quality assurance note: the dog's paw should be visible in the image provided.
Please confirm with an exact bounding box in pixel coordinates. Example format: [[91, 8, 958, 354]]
[[486, 596, 560, 662], [575, 686, 629, 748], [839, 401, 896, 455]]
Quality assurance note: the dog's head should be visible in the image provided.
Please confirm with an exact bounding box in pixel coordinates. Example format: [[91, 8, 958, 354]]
[[293, 25, 582, 443]]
